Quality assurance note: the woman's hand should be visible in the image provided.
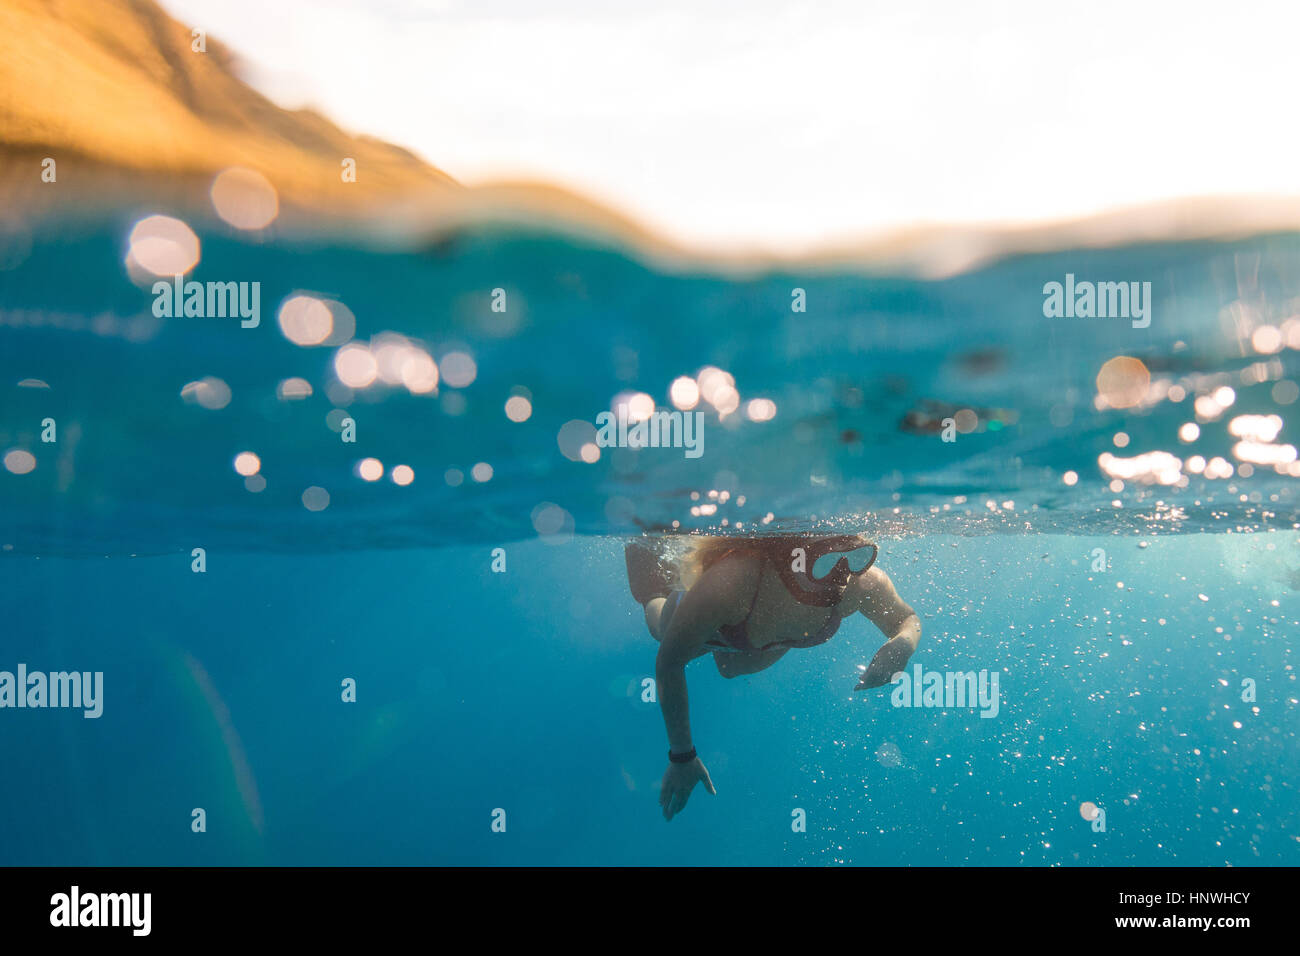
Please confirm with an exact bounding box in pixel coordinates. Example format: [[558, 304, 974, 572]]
[[659, 756, 716, 821], [856, 634, 914, 690]]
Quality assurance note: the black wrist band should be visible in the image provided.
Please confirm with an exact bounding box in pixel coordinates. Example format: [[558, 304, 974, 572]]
[[669, 747, 696, 763]]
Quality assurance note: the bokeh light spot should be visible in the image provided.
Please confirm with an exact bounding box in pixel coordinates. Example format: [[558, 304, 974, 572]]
[[210, 167, 279, 230]]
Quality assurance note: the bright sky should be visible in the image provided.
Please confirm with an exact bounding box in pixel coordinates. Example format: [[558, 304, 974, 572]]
[[162, 0, 1300, 254]]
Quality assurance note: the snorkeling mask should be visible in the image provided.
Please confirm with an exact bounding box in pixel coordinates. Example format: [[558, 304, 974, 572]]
[[776, 534, 879, 607]]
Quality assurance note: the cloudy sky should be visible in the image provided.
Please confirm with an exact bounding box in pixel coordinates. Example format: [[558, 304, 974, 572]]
[[162, 0, 1300, 253]]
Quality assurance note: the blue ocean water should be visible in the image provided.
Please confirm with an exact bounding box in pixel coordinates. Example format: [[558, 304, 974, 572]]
[[1, 214, 1297, 864]]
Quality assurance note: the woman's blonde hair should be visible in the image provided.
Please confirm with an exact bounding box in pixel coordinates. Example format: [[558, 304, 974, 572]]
[[676, 535, 739, 590], [676, 533, 821, 590]]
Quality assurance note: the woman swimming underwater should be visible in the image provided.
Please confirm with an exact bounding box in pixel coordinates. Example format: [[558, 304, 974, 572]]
[[625, 533, 921, 821]]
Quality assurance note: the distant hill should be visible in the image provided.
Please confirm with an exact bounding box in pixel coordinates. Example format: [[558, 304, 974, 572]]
[[0, 0, 459, 216], [0, 0, 691, 260]]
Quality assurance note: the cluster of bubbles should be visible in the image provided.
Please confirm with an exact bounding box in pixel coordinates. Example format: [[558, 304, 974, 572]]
[[226, 449, 420, 505], [553, 365, 778, 466], [1089, 349, 1300, 494], [664, 365, 777, 423], [113, 172, 446, 511]]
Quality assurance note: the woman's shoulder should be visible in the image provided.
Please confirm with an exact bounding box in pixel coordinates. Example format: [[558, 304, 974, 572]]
[[840, 563, 894, 611], [695, 549, 763, 597]]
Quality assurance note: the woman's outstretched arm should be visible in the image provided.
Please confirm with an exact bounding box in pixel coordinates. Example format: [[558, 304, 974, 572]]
[[845, 565, 922, 690], [654, 554, 758, 820]]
